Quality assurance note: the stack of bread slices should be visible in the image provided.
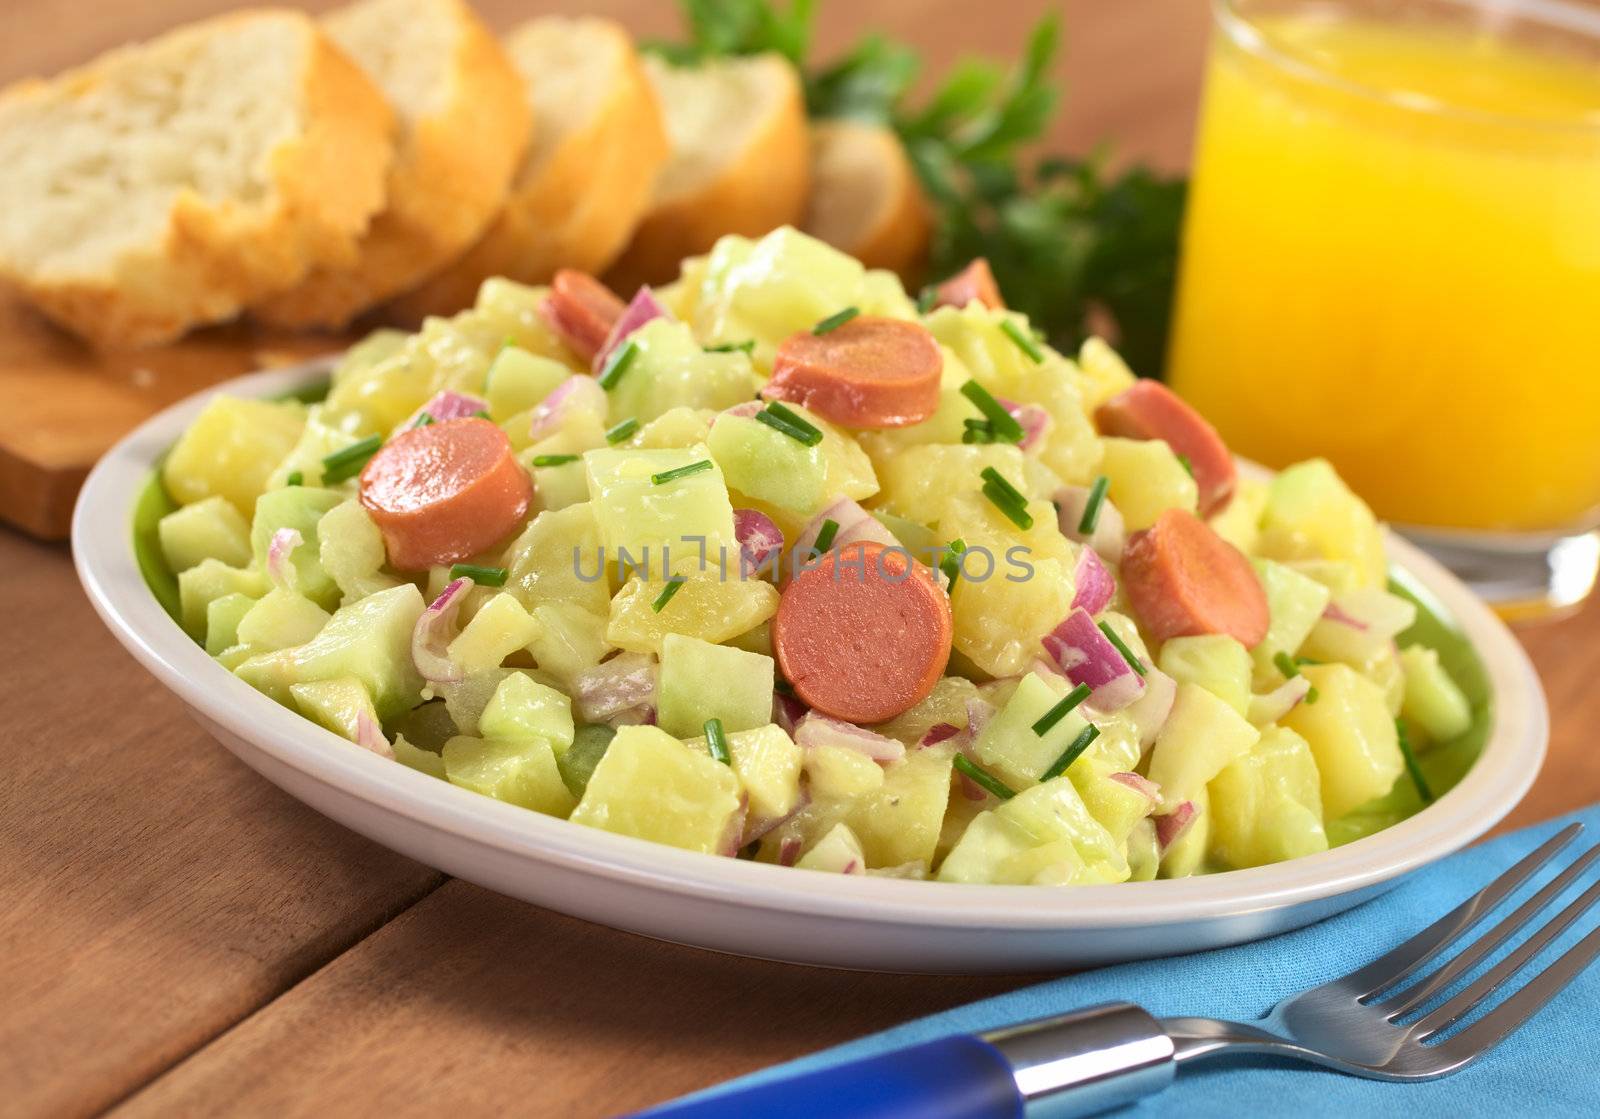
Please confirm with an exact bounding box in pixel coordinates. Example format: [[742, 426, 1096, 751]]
[[0, 0, 931, 350]]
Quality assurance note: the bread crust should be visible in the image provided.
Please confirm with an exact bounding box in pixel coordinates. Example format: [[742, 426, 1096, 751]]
[[803, 120, 932, 284], [2, 11, 394, 349], [390, 18, 667, 322], [603, 54, 812, 295], [254, 0, 531, 330]]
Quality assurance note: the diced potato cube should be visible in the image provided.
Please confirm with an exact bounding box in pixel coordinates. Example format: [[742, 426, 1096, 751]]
[[1283, 663, 1402, 818], [266, 409, 359, 488], [584, 445, 736, 579], [631, 407, 715, 450], [162, 396, 306, 514], [973, 671, 1089, 789], [1146, 683, 1261, 808], [1159, 786, 1211, 879], [446, 593, 539, 671], [795, 822, 866, 874], [1098, 437, 1199, 532], [1208, 726, 1328, 869], [1399, 645, 1473, 744], [938, 776, 1124, 885], [443, 735, 575, 817], [1158, 635, 1252, 716], [479, 673, 575, 753], [847, 743, 956, 869], [684, 723, 803, 821], [607, 575, 779, 655], [317, 500, 400, 605], [1068, 757, 1157, 845], [570, 725, 743, 853], [657, 634, 775, 738], [1209, 474, 1267, 555], [875, 676, 981, 747], [158, 496, 251, 572], [1250, 559, 1332, 677], [1076, 336, 1137, 412], [290, 676, 383, 749], [236, 589, 331, 652], [1258, 459, 1387, 588], [504, 504, 612, 617], [525, 603, 612, 687], [806, 744, 885, 800], [874, 444, 1043, 527], [474, 280, 582, 364]]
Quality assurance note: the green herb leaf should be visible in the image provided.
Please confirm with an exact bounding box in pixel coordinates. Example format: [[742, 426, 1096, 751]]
[[1098, 620, 1146, 677], [597, 339, 639, 390], [953, 754, 1015, 800], [1077, 475, 1110, 535], [1273, 651, 1301, 679], [940, 538, 966, 589], [959, 380, 1025, 443], [812, 306, 860, 335], [705, 717, 733, 765], [1031, 683, 1092, 737], [651, 459, 714, 485], [812, 518, 840, 554], [756, 401, 824, 446], [1040, 723, 1100, 781], [605, 417, 640, 444], [531, 453, 581, 467], [450, 563, 508, 587], [1397, 718, 1434, 803], [652, 576, 688, 612], [285, 471, 303, 487], [320, 435, 383, 484], [1000, 319, 1045, 363], [704, 339, 757, 354]]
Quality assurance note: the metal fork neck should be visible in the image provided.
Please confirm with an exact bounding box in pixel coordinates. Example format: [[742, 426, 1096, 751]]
[[980, 1003, 1176, 1117]]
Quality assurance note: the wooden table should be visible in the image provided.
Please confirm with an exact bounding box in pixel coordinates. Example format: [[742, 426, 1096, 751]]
[[4, 2, 1598, 1116]]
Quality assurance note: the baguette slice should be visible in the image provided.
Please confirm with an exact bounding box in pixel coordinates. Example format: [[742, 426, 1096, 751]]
[[391, 16, 667, 322], [254, 0, 530, 330], [803, 120, 931, 283], [0, 10, 394, 349], [603, 52, 811, 294]]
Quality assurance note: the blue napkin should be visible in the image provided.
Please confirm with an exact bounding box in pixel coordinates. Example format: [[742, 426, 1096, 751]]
[[685, 804, 1600, 1117]]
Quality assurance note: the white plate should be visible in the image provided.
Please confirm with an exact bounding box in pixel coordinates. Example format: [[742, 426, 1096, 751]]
[[73, 361, 1549, 973]]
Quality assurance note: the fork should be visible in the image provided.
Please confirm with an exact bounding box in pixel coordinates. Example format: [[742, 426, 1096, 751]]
[[638, 822, 1600, 1118]]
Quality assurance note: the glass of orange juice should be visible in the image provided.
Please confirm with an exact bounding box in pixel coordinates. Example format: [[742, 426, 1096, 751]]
[[1168, 0, 1600, 617]]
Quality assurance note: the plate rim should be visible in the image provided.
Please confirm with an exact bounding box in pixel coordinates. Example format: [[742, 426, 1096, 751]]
[[71, 359, 1550, 933]]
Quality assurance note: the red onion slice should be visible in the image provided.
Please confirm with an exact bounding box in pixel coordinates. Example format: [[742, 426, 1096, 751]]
[[791, 498, 899, 560], [964, 697, 997, 747], [528, 375, 606, 442], [1155, 801, 1198, 853], [718, 795, 748, 858], [574, 652, 658, 723], [997, 396, 1052, 451], [793, 712, 905, 763], [734, 508, 785, 579], [920, 722, 961, 747], [405, 389, 488, 429], [1248, 675, 1312, 726], [1070, 546, 1116, 616], [1109, 771, 1160, 803], [266, 527, 303, 592], [1042, 608, 1146, 713], [354, 711, 396, 759], [742, 789, 811, 847], [412, 578, 469, 686], [778, 836, 803, 867], [1054, 485, 1126, 562], [591, 286, 672, 374], [772, 691, 807, 735], [1328, 589, 1417, 639]]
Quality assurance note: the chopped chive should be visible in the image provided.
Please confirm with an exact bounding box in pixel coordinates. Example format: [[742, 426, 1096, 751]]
[[1295, 655, 1322, 667], [285, 471, 303, 487], [1098, 621, 1147, 677], [1031, 683, 1093, 737], [605, 417, 640, 444], [979, 466, 1027, 505], [916, 285, 938, 314], [959, 380, 1025, 443], [450, 563, 508, 587], [531, 453, 580, 467], [1273, 651, 1301, 679], [812, 306, 860, 335], [1397, 719, 1433, 803], [982, 480, 1035, 530], [320, 434, 383, 484], [413, 412, 435, 428], [705, 717, 732, 765], [651, 576, 687, 612], [1041, 724, 1101, 782], [755, 402, 823, 446], [1306, 686, 1321, 704], [961, 419, 996, 445], [774, 677, 796, 696], [940, 539, 966, 590], [1000, 319, 1045, 363], [953, 755, 1015, 800], [471, 409, 491, 420], [1176, 453, 1194, 479], [650, 459, 713, 485], [596, 339, 638, 390], [812, 518, 840, 554], [1077, 475, 1111, 535], [704, 339, 756, 354]]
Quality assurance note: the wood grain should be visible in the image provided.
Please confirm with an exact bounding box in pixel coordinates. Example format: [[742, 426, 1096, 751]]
[[0, 529, 443, 1117], [1, 2, 1597, 1118]]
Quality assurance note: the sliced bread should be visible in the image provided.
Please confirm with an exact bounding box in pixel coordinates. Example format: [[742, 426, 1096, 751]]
[[390, 16, 667, 322], [0, 10, 394, 349], [602, 52, 811, 294], [254, 0, 530, 330], [802, 119, 931, 282]]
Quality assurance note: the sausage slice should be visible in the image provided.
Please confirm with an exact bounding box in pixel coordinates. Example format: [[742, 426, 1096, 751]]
[[1095, 380, 1236, 516], [359, 418, 533, 572], [1120, 508, 1269, 647], [934, 258, 1004, 311], [539, 270, 625, 367], [762, 316, 942, 428], [773, 541, 951, 724]]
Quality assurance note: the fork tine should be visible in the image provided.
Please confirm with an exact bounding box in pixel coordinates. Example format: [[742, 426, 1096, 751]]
[[1341, 823, 1581, 999], [1381, 841, 1600, 1018], [1434, 922, 1600, 1060], [1411, 871, 1600, 1041]]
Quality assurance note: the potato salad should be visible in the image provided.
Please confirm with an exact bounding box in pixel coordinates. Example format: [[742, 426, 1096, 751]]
[[152, 227, 1476, 885]]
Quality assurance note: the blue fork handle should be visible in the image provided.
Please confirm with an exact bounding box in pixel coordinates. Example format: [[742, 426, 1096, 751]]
[[632, 1003, 1177, 1119], [632, 1034, 1024, 1119]]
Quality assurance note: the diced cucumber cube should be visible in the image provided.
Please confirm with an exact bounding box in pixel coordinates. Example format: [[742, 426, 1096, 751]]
[[657, 633, 775, 738], [1146, 683, 1261, 808], [557, 724, 616, 798], [583, 445, 736, 580], [178, 560, 267, 639], [250, 486, 345, 608], [317, 500, 399, 605], [479, 673, 575, 754], [605, 319, 758, 423], [204, 592, 257, 657], [1250, 558, 1332, 676], [1258, 459, 1387, 588], [1399, 645, 1473, 743], [394, 735, 446, 779], [1158, 635, 1252, 716], [973, 671, 1089, 789], [290, 676, 382, 747], [236, 589, 331, 653], [526, 603, 612, 687], [486, 346, 570, 420], [442, 735, 575, 817], [158, 496, 252, 573], [707, 413, 827, 516], [938, 776, 1123, 885]]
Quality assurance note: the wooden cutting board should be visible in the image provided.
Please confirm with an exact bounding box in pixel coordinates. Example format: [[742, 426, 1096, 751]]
[[0, 290, 352, 540]]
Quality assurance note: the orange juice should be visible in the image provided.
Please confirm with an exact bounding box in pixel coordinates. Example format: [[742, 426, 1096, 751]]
[[1169, 4, 1600, 532]]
